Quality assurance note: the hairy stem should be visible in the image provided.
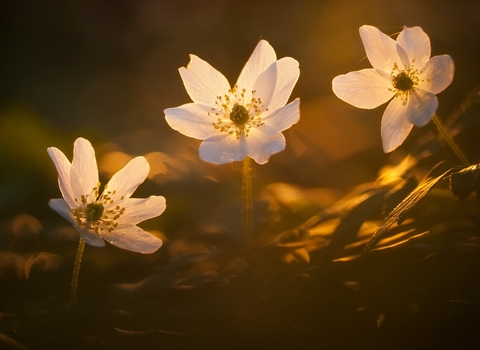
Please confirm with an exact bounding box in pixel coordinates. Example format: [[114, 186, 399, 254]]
[[242, 156, 253, 250], [70, 238, 85, 314], [432, 114, 470, 166]]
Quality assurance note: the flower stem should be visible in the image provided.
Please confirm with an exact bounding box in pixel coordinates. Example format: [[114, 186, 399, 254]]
[[432, 114, 470, 166], [242, 156, 254, 250], [70, 238, 85, 314]]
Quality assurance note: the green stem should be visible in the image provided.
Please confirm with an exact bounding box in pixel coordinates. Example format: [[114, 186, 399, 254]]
[[242, 156, 253, 250], [432, 114, 470, 166], [70, 238, 85, 314]]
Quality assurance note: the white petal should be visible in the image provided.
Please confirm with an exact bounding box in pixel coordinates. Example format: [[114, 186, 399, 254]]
[[268, 57, 300, 109], [420, 55, 454, 94], [70, 138, 99, 200], [117, 196, 166, 226], [253, 57, 300, 111], [396, 26, 431, 69], [406, 90, 438, 126], [261, 98, 300, 136], [246, 130, 285, 165], [100, 225, 163, 254], [199, 133, 248, 164], [47, 146, 76, 208], [236, 40, 277, 93], [104, 156, 149, 201], [49, 198, 76, 224], [249, 60, 277, 111], [164, 103, 219, 140], [179, 54, 231, 106], [359, 25, 399, 73], [381, 97, 414, 153], [49, 199, 105, 247], [332, 68, 394, 109]]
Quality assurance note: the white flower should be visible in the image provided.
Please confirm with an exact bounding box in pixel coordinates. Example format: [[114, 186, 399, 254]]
[[164, 39, 300, 164], [332, 25, 454, 153], [48, 137, 165, 253]]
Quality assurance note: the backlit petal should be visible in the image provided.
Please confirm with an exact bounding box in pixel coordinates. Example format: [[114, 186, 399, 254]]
[[254, 57, 300, 110], [419, 55, 454, 94], [100, 225, 163, 254], [199, 134, 248, 164], [70, 138, 99, 200], [179, 54, 231, 106], [49, 199, 105, 247], [165, 103, 219, 140], [236, 40, 277, 94], [261, 98, 300, 136], [381, 97, 414, 153], [359, 25, 399, 73], [47, 147, 76, 208], [117, 196, 166, 226], [396, 26, 431, 69], [104, 156, 150, 201], [246, 130, 285, 165], [406, 90, 438, 126], [332, 68, 394, 109]]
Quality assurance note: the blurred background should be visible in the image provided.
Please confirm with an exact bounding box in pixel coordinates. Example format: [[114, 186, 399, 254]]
[[2, 0, 480, 219], [2, 0, 480, 348]]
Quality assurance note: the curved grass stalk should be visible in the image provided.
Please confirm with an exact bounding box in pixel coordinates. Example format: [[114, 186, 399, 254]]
[[432, 114, 470, 166]]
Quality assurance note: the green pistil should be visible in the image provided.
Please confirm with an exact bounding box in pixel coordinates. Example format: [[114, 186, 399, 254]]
[[85, 203, 104, 222], [392, 72, 414, 91], [230, 103, 249, 125]]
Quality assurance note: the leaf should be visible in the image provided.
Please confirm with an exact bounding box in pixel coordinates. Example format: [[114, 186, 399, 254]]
[[0, 332, 31, 350], [449, 164, 480, 200], [24, 252, 62, 280], [363, 167, 455, 253], [323, 187, 388, 261]]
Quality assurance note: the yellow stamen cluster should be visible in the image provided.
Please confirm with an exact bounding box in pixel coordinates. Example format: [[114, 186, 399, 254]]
[[389, 60, 425, 105], [209, 85, 266, 139], [72, 183, 126, 234]]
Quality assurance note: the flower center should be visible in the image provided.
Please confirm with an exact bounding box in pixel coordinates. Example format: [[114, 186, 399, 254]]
[[389, 61, 425, 105], [392, 72, 414, 91], [72, 183, 126, 234], [209, 85, 266, 139], [230, 103, 250, 125], [85, 203, 104, 222]]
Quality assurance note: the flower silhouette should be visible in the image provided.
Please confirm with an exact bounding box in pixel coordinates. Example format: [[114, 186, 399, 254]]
[[48, 137, 165, 253], [165, 39, 300, 164], [332, 25, 454, 152]]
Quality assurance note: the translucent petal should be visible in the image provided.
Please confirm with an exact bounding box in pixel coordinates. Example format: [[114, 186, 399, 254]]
[[249, 60, 277, 111], [179, 54, 231, 106], [359, 25, 399, 73], [381, 97, 414, 153], [104, 156, 149, 201], [48, 199, 105, 247], [100, 225, 163, 254], [236, 40, 277, 95], [164, 103, 220, 140], [396, 26, 431, 69], [420, 55, 454, 94], [261, 98, 300, 136], [406, 90, 438, 126], [332, 68, 394, 109], [49, 198, 75, 224], [199, 133, 248, 164], [117, 196, 166, 226], [246, 130, 285, 165], [70, 138, 99, 200], [253, 57, 300, 111], [47, 147, 76, 208]]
